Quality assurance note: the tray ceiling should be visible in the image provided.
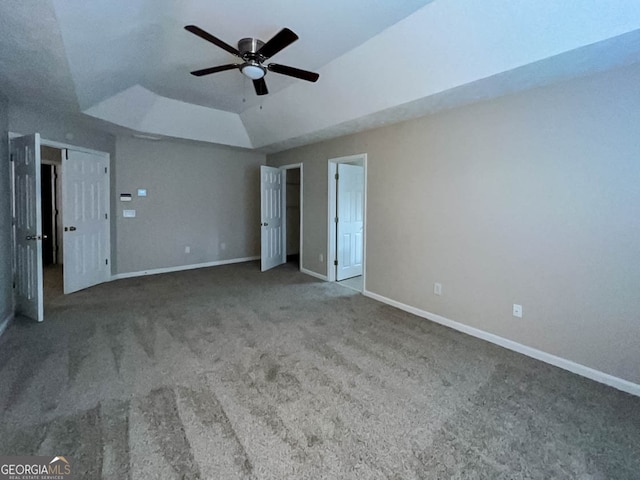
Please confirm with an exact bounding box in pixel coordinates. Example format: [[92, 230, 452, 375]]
[[1, 1, 640, 151]]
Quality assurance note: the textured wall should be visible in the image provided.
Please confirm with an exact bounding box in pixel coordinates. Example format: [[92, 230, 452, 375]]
[[115, 136, 265, 274], [268, 62, 640, 384], [0, 96, 12, 332]]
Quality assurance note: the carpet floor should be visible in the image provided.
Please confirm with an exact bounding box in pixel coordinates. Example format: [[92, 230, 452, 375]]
[[0, 261, 638, 479]]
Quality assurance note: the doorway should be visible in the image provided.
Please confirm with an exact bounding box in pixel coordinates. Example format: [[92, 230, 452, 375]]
[[327, 154, 367, 291], [40, 146, 64, 302], [260, 163, 304, 273], [285, 166, 301, 268]]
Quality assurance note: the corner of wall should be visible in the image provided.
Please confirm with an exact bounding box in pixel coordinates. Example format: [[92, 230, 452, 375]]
[[0, 95, 13, 339]]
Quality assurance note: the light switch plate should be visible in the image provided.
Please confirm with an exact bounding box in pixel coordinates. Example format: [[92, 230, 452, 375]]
[[137, 189, 147, 197], [123, 209, 136, 218]]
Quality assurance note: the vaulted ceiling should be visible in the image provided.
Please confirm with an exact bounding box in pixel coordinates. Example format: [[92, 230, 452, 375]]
[[2, 1, 640, 152]]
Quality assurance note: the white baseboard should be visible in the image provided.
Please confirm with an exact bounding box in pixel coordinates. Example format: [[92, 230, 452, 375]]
[[0, 310, 13, 338], [300, 267, 328, 281], [363, 289, 640, 397], [112, 256, 260, 281]]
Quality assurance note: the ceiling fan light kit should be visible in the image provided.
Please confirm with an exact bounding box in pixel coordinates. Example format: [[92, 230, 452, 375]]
[[241, 62, 266, 80], [185, 25, 319, 96]]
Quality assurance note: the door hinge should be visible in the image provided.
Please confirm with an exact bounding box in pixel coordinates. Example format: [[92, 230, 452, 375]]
[[65, 149, 69, 160], [105, 213, 108, 220], [335, 173, 339, 180], [105, 259, 109, 265], [334, 217, 338, 224], [105, 167, 108, 174], [334, 260, 338, 266], [10, 154, 14, 162]]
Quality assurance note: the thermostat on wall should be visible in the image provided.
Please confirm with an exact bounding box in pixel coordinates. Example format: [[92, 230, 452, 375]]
[[120, 193, 132, 202]]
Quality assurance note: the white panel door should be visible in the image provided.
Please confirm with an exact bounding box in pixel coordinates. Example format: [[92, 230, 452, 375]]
[[336, 164, 364, 281], [62, 149, 110, 294], [260, 165, 285, 272], [12, 134, 44, 322]]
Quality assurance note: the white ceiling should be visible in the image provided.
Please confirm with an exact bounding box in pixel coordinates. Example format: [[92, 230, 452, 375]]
[[2, 0, 640, 152]]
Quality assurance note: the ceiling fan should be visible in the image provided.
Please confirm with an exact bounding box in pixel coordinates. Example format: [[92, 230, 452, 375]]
[[185, 25, 319, 96]]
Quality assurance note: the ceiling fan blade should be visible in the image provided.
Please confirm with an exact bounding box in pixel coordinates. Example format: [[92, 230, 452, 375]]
[[190, 64, 240, 77], [257, 28, 299, 59], [267, 63, 319, 82], [253, 78, 268, 96], [185, 25, 240, 57]]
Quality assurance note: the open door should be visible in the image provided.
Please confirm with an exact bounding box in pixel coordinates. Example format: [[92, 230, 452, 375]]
[[62, 149, 111, 293], [336, 164, 364, 281], [11, 134, 44, 322], [260, 165, 285, 271]]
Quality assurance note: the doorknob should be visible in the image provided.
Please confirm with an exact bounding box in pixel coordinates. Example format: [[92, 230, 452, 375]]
[[65, 226, 77, 232], [262, 222, 268, 226], [25, 235, 45, 240]]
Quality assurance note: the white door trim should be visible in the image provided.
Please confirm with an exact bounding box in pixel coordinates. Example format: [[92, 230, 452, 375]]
[[279, 163, 303, 272], [327, 154, 367, 288]]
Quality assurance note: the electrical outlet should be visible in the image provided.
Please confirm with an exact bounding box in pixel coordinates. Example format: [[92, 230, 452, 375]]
[[513, 304, 522, 318], [434, 283, 442, 296], [220, 242, 226, 251], [185, 246, 190, 254], [319, 253, 324, 262]]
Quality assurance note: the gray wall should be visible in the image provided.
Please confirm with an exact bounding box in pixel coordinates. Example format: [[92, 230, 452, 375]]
[[268, 62, 640, 385], [8, 105, 115, 154], [0, 96, 12, 333], [115, 136, 265, 274]]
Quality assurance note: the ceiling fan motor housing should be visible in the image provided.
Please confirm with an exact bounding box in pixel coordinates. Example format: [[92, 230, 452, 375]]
[[238, 38, 265, 58]]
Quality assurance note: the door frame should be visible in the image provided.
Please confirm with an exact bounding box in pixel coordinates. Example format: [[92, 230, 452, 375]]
[[40, 149, 63, 265], [327, 154, 367, 287], [280, 163, 303, 272], [9, 132, 112, 293]]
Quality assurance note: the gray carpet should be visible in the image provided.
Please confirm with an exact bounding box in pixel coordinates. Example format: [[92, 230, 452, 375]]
[[0, 261, 638, 479]]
